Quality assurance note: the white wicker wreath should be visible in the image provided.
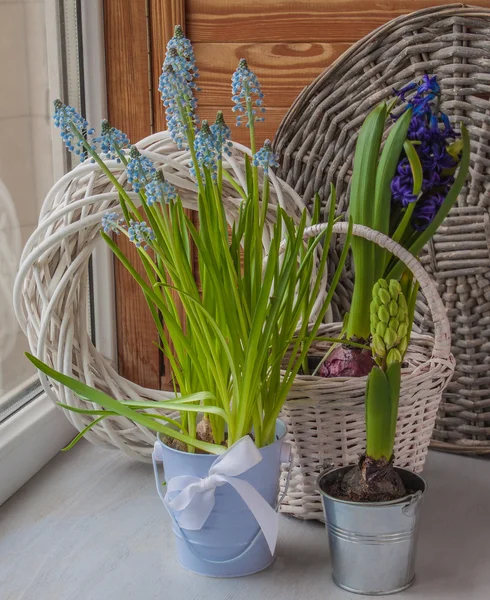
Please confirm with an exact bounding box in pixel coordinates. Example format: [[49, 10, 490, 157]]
[[13, 131, 325, 461]]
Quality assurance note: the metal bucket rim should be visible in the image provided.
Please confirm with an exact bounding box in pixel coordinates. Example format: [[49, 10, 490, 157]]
[[316, 465, 427, 507], [156, 418, 287, 459]]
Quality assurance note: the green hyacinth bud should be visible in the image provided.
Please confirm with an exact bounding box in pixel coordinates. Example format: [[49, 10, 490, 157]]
[[378, 288, 391, 305], [388, 299, 398, 317], [388, 317, 399, 331], [378, 305, 390, 324], [398, 293, 408, 312], [397, 322, 408, 339], [384, 327, 398, 348], [386, 347, 402, 366], [371, 278, 411, 365], [398, 336, 408, 356], [372, 334, 386, 357], [389, 279, 401, 298]]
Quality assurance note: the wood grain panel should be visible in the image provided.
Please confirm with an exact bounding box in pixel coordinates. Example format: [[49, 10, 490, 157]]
[[194, 42, 350, 108], [104, 0, 161, 389], [149, 0, 186, 132], [104, 0, 152, 139], [187, 0, 490, 42]]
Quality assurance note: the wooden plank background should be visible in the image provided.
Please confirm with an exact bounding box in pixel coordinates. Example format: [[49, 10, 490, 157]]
[[185, 0, 490, 149], [150, 3, 194, 390], [106, 0, 490, 388], [186, 0, 472, 42], [104, 0, 161, 389]]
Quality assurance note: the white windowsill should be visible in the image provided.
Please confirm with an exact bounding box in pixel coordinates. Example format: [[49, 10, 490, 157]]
[[1, 443, 489, 599], [0, 392, 76, 506]]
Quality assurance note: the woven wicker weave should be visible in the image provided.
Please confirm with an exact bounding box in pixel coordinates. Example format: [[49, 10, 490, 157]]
[[13, 131, 324, 461], [274, 4, 490, 455], [279, 222, 455, 520]]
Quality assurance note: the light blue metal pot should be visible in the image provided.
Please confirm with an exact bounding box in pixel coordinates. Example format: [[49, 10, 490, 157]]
[[153, 420, 288, 577], [317, 466, 426, 595]]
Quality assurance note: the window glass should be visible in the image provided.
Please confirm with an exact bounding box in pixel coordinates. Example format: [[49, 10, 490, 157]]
[[0, 0, 83, 413]]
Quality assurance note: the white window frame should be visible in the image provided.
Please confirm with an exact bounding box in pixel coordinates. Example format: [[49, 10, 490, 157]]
[[82, 0, 117, 364], [0, 0, 115, 505]]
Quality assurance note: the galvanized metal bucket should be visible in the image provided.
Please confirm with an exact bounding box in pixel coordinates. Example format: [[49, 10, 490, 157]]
[[317, 465, 426, 595], [153, 420, 290, 577]]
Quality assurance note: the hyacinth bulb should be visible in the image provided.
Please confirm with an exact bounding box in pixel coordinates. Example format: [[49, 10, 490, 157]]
[[370, 279, 410, 367]]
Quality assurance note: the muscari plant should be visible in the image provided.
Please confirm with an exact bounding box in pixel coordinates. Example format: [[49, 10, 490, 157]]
[[345, 76, 470, 346], [27, 26, 352, 455]]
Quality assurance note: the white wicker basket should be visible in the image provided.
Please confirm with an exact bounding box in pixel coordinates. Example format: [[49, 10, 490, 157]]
[[13, 131, 324, 461], [279, 222, 455, 521]]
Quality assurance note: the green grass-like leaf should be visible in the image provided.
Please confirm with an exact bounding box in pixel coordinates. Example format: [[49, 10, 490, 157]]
[[348, 102, 388, 340], [372, 109, 412, 280], [26, 353, 226, 455], [365, 366, 392, 461]]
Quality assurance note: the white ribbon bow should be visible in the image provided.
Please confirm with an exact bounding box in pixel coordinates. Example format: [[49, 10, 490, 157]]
[[160, 436, 279, 555]]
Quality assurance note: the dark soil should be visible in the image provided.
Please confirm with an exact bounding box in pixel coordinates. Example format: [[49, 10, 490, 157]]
[[299, 355, 324, 375], [321, 455, 408, 503], [165, 437, 188, 452], [318, 345, 375, 378]]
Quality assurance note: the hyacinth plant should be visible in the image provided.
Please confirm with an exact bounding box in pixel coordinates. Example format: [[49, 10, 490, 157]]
[[321, 75, 470, 378], [366, 280, 409, 463], [27, 26, 352, 454], [340, 278, 414, 502]]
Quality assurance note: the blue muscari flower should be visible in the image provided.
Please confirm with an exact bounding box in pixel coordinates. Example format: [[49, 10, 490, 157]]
[[231, 58, 265, 127], [159, 64, 190, 149], [210, 111, 233, 158], [53, 100, 95, 161], [101, 212, 123, 234], [252, 140, 279, 173], [126, 146, 156, 193], [93, 119, 130, 161], [158, 26, 199, 149], [127, 220, 155, 249], [166, 25, 199, 82], [190, 121, 219, 181], [391, 76, 460, 231], [145, 171, 177, 205]]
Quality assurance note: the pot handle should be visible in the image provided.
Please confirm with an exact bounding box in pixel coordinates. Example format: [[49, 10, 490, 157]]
[[277, 442, 293, 507], [151, 438, 167, 507], [402, 490, 424, 517], [151, 441, 294, 565]]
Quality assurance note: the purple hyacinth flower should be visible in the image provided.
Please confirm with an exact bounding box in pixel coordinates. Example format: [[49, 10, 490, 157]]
[[390, 75, 460, 230], [412, 192, 445, 231]]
